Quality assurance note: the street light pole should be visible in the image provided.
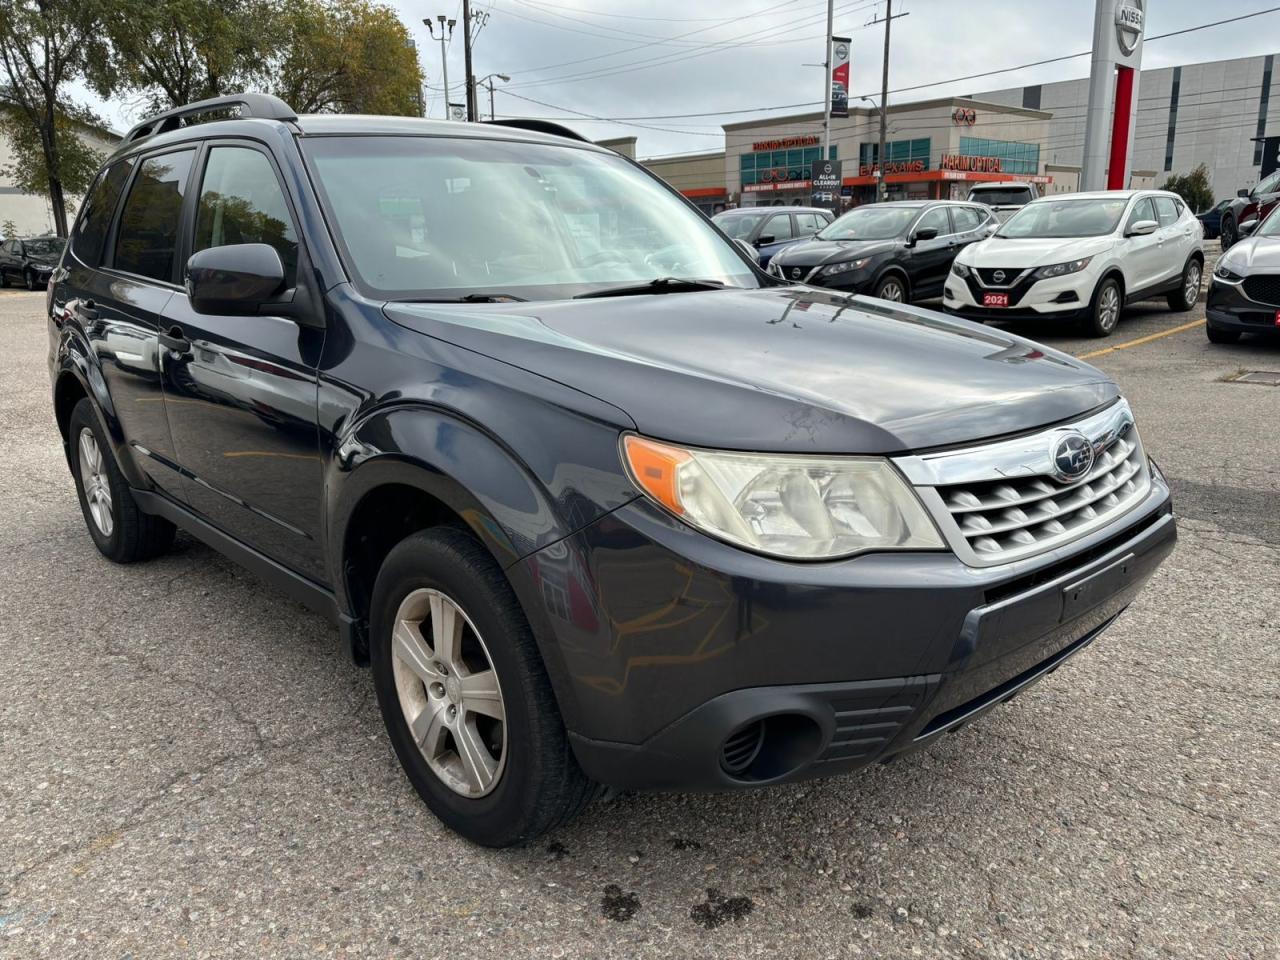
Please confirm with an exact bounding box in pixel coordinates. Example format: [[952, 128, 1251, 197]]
[[877, 0, 892, 202], [424, 16, 456, 120], [479, 74, 510, 120]]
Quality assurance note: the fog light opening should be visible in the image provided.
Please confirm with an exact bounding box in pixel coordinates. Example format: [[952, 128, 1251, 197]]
[[719, 714, 823, 782]]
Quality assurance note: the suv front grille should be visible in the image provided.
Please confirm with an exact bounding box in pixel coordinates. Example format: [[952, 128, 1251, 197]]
[[893, 401, 1152, 567], [1242, 274, 1280, 306], [975, 267, 1025, 287]]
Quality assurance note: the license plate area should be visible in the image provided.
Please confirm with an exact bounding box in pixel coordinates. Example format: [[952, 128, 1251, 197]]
[[983, 292, 1010, 307], [1062, 553, 1136, 621]]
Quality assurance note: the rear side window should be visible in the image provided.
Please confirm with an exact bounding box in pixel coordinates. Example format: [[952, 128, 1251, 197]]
[[69, 157, 135, 267], [952, 206, 984, 232], [113, 150, 195, 283], [795, 212, 824, 234], [194, 146, 299, 287], [1153, 197, 1179, 226]]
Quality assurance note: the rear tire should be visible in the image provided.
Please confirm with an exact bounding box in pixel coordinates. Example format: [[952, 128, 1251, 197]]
[[1166, 259, 1202, 312], [1206, 323, 1241, 344], [24, 269, 35, 291], [68, 398, 176, 562], [1220, 216, 1236, 250], [1082, 276, 1123, 337], [370, 527, 596, 847]]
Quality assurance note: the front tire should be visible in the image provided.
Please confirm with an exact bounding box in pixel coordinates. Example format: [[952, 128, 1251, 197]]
[[68, 398, 176, 562], [1206, 323, 1241, 344], [873, 273, 908, 303], [1083, 276, 1123, 337], [1167, 259, 1202, 311], [370, 527, 596, 847]]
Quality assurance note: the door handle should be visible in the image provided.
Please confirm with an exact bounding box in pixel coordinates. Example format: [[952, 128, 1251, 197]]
[[159, 326, 191, 356]]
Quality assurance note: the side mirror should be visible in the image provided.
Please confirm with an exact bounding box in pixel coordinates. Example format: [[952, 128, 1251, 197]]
[[186, 243, 286, 315], [1238, 188, 1251, 198], [755, 234, 775, 246], [910, 227, 939, 246], [733, 238, 759, 262], [1240, 218, 1259, 236], [1126, 219, 1159, 237]]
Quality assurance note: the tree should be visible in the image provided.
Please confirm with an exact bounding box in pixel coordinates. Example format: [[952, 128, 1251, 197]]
[[0, 0, 108, 236], [1161, 163, 1215, 213], [101, 0, 282, 111], [0, 102, 104, 199], [271, 0, 423, 116]]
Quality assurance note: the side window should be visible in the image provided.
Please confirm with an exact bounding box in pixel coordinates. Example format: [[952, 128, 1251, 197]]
[[795, 212, 823, 234], [194, 146, 300, 287], [113, 150, 195, 282], [70, 158, 136, 267], [1125, 197, 1155, 230], [915, 206, 951, 237], [1153, 197, 1178, 226], [762, 214, 794, 242], [952, 206, 983, 232]]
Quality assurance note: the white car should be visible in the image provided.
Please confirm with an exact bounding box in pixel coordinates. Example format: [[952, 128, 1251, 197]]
[[944, 190, 1204, 336]]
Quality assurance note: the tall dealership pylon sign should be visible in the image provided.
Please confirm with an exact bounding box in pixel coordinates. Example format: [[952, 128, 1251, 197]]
[[1081, 0, 1147, 191]]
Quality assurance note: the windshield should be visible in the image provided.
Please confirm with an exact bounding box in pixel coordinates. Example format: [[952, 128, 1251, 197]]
[[712, 212, 766, 240], [969, 188, 1032, 206], [303, 136, 757, 300], [24, 238, 64, 257], [1257, 206, 1280, 237], [816, 206, 917, 241], [997, 198, 1128, 239]]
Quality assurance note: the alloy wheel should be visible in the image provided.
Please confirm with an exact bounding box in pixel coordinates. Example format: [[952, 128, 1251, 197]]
[[1221, 219, 1235, 249], [878, 279, 904, 302], [77, 428, 113, 537], [390, 588, 507, 798], [1184, 263, 1201, 305], [1097, 284, 1120, 333]]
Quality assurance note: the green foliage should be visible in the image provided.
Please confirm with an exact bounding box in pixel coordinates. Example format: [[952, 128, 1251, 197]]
[[1160, 163, 1216, 213], [270, 0, 424, 116], [1, 219, 17, 239], [0, 103, 105, 197]]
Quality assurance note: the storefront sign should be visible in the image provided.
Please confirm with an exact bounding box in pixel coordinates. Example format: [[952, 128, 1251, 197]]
[[810, 159, 843, 210], [743, 179, 812, 193], [940, 154, 1003, 173], [951, 108, 976, 125], [830, 36, 851, 119], [859, 160, 927, 176], [751, 135, 819, 152]]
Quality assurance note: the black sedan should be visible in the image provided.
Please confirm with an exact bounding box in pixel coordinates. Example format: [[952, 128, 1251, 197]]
[[768, 200, 996, 302], [0, 235, 65, 290]]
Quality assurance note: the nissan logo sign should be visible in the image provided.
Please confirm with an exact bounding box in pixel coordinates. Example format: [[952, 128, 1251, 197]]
[[790, 267, 803, 279], [992, 269, 1006, 284], [1050, 432, 1096, 484], [1115, 0, 1144, 56]]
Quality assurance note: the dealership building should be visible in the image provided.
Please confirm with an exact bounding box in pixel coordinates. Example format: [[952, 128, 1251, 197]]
[[638, 53, 1277, 212]]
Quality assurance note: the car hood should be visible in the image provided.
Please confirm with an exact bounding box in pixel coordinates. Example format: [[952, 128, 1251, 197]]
[[962, 235, 1113, 268], [773, 238, 898, 268], [1219, 235, 1280, 270], [384, 287, 1117, 454]]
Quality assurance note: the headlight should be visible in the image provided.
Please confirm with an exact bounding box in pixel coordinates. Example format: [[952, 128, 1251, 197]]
[[1214, 260, 1244, 282], [822, 257, 870, 277], [1032, 257, 1092, 280], [951, 262, 971, 278], [622, 435, 944, 560]]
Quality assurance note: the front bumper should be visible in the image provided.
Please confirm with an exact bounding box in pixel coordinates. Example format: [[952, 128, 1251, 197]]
[[523, 474, 1176, 791], [943, 266, 1091, 321], [1206, 277, 1280, 332]]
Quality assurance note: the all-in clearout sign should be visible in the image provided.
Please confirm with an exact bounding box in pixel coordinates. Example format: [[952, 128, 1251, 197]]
[[940, 154, 1003, 173]]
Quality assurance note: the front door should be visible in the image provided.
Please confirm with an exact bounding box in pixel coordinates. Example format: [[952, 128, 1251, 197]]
[[1122, 198, 1164, 292], [907, 206, 956, 298], [159, 142, 327, 581]]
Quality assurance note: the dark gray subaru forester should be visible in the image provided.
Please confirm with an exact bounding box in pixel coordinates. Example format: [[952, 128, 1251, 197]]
[[47, 95, 1176, 846]]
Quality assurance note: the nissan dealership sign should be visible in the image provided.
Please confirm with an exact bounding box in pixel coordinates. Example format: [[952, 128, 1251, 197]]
[[1115, 0, 1144, 57]]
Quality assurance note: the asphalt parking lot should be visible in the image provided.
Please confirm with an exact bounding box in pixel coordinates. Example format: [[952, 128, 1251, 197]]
[[1, 279, 1277, 959]]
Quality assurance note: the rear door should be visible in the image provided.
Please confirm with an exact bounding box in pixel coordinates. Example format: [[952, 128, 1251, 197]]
[[75, 150, 195, 498], [158, 140, 327, 581]]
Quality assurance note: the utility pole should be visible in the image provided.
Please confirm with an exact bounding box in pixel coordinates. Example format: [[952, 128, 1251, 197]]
[[424, 16, 456, 120], [462, 0, 477, 121], [821, 0, 834, 158], [869, 2, 908, 201], [480, 74, 510, 120]]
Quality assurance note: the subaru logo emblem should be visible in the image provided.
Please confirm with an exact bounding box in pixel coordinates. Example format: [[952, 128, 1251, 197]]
[[992, 269, 1006, 284], [1050, 432, 1095, 484], [791, 267, 803, 279]]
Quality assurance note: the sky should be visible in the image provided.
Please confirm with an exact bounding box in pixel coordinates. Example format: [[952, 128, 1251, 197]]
[[76, 0, 1280, 159]]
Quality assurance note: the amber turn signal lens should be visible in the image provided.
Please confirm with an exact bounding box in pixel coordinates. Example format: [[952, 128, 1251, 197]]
[[622, 435, 690, 515]]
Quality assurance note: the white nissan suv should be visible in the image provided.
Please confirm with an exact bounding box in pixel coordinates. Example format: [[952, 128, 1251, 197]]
[[943, 190, 1204, 336]]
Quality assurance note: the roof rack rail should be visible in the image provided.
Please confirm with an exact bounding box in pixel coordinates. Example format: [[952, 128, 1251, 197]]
[[123, 93, 298, 145], [481, 118, 588, 144]]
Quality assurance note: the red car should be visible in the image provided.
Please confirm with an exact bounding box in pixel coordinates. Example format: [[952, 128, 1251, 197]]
[[1221, 169, 1280, 248]]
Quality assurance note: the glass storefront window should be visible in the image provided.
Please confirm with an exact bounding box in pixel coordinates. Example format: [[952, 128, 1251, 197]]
[[858, 138, 930, 170], [958, 136, 1040, 175], [740, 144, 837, 188]]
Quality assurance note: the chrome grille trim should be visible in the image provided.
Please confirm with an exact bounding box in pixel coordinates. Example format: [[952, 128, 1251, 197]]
[[893, 401, 1151, 567]]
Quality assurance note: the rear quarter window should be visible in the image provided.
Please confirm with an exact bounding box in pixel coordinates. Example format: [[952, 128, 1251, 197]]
[[69, 157, 136, 268]]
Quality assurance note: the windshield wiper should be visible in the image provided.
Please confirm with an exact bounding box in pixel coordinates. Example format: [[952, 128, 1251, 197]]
[[574, 277, 726, 299], [399, 293, 528, 303]]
